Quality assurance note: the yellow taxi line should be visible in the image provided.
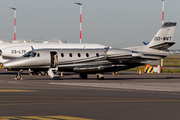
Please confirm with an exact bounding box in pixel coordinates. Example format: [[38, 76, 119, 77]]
[[0, 89, 39, 92], [0, 115, 94, 120]]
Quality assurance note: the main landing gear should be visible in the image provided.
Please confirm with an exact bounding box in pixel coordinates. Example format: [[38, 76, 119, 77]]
[[114, 71, 119, 75], [29, 69, 47, 76], [15, 69, 23, 80], [96, 73, 104, 80]]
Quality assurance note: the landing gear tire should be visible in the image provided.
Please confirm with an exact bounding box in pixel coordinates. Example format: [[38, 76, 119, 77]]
[[114, 71, 119, 75], [38, 71, 46, 76], [80, 73, 88, 79], [96, 73, 104, 80], [15, 74, 22, 80], [40, 71, 46, 76]]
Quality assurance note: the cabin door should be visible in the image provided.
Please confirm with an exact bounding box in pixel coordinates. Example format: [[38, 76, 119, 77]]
[[50, 51, 58, 68]]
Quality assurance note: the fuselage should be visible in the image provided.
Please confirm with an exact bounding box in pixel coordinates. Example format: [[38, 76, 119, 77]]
[[3, 48, 169, 73], [3, 48, 134, 72], [0, 43, 108, 63]]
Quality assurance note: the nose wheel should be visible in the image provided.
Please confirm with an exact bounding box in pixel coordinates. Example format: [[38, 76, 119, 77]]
[[15, 70, 23, 80]]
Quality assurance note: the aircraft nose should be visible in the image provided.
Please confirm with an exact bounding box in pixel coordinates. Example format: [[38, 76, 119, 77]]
[[3, 61, 14, 69]]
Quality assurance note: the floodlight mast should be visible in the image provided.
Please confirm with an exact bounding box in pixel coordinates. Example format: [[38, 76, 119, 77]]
[[161, 0, 165, 72], [162, 0, 165, 25], [10, 7, 16, 41], [75, 2, 82, 43]]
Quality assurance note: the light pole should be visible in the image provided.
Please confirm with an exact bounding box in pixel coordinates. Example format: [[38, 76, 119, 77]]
[[75, 2, 82, 43], [162, 0, 165, 25], [161, 0, 165, 72], [10, 7, 16, 41]]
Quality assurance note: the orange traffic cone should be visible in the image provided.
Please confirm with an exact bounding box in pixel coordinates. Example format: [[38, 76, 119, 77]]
[[61, 72, 63, 77]]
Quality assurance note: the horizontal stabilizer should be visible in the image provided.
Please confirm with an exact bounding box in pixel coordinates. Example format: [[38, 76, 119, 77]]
[[149, 42, 175, 50], [143, 42, 149, 45]]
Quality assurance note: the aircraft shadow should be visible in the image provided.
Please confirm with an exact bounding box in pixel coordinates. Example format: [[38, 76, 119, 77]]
[[8, 76, 180, 81], [2, 71, 180, 81], [0, 72, 29, 75]]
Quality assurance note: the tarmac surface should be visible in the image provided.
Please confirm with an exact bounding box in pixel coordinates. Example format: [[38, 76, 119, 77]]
[[0, 69, 180, 120]]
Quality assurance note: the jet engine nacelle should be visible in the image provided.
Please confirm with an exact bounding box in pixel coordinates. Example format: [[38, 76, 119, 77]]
[[1, 45, 33, 59]]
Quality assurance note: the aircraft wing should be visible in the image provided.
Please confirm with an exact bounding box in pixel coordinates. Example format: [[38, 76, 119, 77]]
[[73, 64, 125, 73]]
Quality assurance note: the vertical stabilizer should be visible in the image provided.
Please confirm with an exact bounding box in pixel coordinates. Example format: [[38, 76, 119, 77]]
[[148, 22, 177, 50]]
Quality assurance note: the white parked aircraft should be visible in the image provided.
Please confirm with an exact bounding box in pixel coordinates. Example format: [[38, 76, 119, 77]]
[[3, 22, 177, 80]]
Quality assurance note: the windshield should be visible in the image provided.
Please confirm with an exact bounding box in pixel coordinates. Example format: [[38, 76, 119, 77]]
[[31, 52, 36, 57], [23, 51, 36, 57]]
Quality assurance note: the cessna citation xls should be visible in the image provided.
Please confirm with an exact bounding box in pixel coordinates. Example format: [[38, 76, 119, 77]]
[[3, 22, 177, 80], [0, 43, 108, 74]]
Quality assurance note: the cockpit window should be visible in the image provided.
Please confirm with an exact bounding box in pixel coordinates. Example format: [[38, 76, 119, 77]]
[[23, 51, 37, 57], [31, 52, 36, 57], [23, 51, 33, 57]]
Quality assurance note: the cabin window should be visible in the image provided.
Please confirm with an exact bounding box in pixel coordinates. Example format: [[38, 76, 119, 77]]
[[78, 53, 81, 57], [69, 53, 72, 57], [86, 53, 89, 57], [61, 53, 64, 57], [96, 53, 99, 57]]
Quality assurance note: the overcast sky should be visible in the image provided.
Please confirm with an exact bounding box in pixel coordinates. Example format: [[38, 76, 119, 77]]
[[0, 0, 179, 49]]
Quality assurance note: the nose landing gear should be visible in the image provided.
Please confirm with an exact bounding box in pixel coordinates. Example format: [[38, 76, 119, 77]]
[[15, 70, 23, 80]]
